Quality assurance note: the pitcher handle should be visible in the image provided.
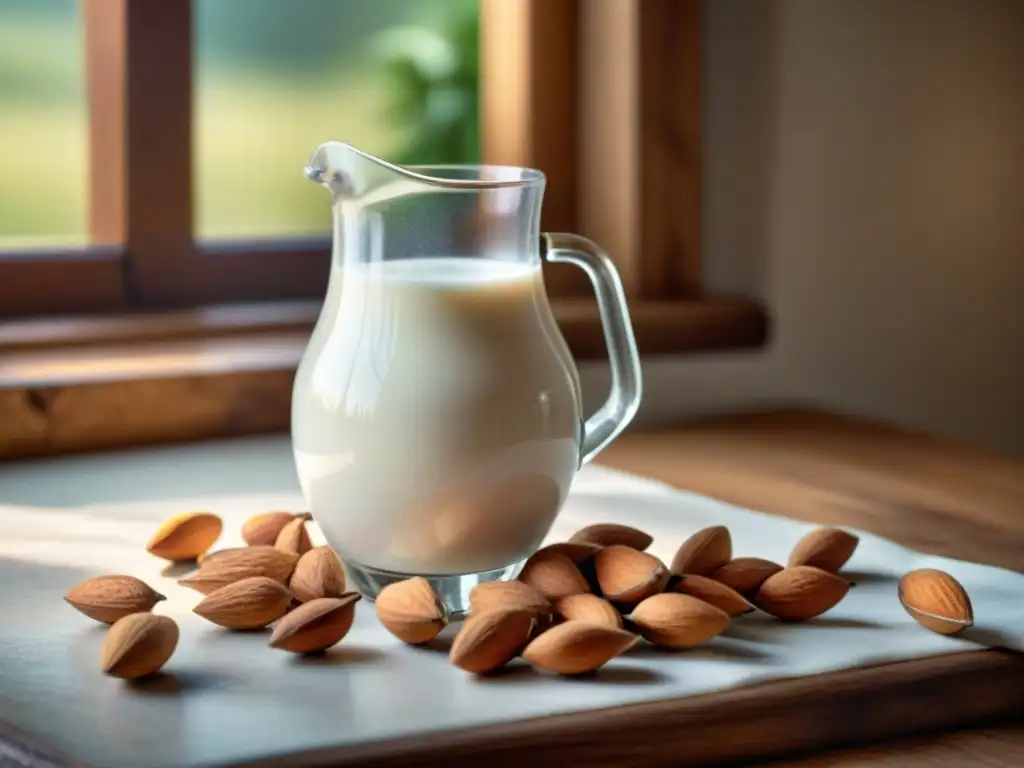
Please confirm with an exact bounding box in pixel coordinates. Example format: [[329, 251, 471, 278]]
[[543, 233, 643, 465]]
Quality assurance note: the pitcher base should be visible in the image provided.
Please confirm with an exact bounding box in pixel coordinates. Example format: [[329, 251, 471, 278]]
[[345, 558, 529, 621]]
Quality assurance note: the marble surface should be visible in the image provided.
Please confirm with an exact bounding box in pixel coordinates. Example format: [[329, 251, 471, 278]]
[[0, 438, 1022, 768]]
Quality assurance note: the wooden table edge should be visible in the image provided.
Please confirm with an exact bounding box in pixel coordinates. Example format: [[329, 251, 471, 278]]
[[235, 650, 1024, 768]]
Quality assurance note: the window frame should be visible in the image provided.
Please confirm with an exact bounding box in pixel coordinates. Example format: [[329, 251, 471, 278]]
[[0, 0, 769, 460]]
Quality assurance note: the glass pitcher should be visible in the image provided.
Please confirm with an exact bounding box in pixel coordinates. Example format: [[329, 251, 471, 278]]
[[292, 142, 642, 614]]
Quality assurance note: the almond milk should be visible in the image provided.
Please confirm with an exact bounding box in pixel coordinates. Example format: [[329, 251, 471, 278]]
[[291, 257, 583, 575]]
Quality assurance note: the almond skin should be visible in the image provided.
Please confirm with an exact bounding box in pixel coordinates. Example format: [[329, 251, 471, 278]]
[[289, 546, 347, 602], [532, 541, 604, 563], [269, 594, 361, 653], [631, 593, 731, 648], [593, 545, 669, 607], [518, 550, 590, 600], [65, 575, 165, 624], [554, 594, 622, 628], [274, 517, 313, 556], [672, 574, 754, 617], [754, 565, 850, 621], [522, 620, 639, 675], [898, 568, 973, 635], [375, 577, 448, 644], [710, 557, 784, 595], [670, 525, 732, 576], [242, 511, 299, 547], [788, 527, 859, 573], [178, 546, 299, 595], [101, 613, 179, 679], [193, 576, 292, 630], [469, 581, 550, 617], [449, 607, 535, 673], [569, 523, 653, 551], [146, 511, 223, 561]]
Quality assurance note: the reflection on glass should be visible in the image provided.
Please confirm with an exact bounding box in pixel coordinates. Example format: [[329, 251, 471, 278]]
[[0, 0, 87, 247], [193, 0, 480, 239]]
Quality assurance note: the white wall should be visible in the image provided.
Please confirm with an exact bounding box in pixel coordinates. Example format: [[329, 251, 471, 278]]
[[581, 0, 1024, 456]]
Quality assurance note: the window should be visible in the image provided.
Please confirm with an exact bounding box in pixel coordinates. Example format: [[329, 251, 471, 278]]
[[0, 0, 767, 460]]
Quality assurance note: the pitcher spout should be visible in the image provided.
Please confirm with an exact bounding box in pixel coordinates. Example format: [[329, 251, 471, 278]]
[[305, 141, 544, 201]]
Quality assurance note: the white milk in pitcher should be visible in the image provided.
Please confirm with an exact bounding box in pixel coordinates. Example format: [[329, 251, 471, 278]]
[[291, 257, 583, 575]]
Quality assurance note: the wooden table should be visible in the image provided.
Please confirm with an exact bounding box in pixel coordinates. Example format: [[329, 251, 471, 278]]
[[598, 408, 1024, 766]]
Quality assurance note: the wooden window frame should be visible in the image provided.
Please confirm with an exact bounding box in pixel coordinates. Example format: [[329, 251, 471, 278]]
[[0, 0, 767, 460]]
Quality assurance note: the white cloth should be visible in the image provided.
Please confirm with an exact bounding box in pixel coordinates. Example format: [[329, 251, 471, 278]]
[[0, 464, 1021, 768]]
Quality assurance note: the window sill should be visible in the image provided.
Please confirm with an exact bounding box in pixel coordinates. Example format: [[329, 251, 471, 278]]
[[0, 296, 767, 460]]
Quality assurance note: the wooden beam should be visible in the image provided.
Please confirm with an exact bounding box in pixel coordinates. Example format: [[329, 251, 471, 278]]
[[577, 0, 702, 300], [82, 0, 195, 306]]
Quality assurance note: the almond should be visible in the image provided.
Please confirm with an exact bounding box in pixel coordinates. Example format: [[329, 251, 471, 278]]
[[569, 523, 652, 551], [533, 541, 604, 563], [788, 527, 859, 573], [631, 593, 730, 648], [449, 607, 535, 673], [65, 575, 165, 624], [274, 517, 313, 556], [554, 594, 622, 628], [146, 511, 223, 561], [178, 546, 299, 594], [593, 545, 669, 607], [289, 546, 347, 602], [522, 620, 639, 675], [469, 581, 550, 617], [101, 613, 178, 679], [672, 574, 754, 617], [193, 576, 292, 630], [518, 550, 589, 600], [710, 557, 784, 595], [754, 565, 850, 621], [898, 568, 973, 635], [242, 511, 299, 547], [269, 594, 361, 653], [670, 525, 732, 575], [375, 577, 448, 644]]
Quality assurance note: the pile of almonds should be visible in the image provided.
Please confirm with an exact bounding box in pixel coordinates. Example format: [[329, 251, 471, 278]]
[[374, 522, 975, 676], [64, 512, 976, 681]]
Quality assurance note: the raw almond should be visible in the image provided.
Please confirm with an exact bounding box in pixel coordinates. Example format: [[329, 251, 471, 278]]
[[672, 574, 754, 617], [754, 565, 850, 621], [522, 620, 639, 675], [469, 581, 550, 617], [631, 593, 731, 648], [274, 517, 313, 556], [593, 545, 670, 607], [178, 546, 299, 594], [146, 511, 223, 561], [518, 550, 590, 600], [242, 511, 300, 547], [449, 607, 535, 673], [569, 523, 653, 551], [269, 594, 361, 653], [710, 557, 784, 595], [65, 575, 165, 624], [533, 541, 604, 563], [554, 594, 622, 628], [788, 527, 859, 573], [289, 546, 347, 602], [375, 577, 448, 644], [898, 568, 973, 635], [101, 613, 179, 679], [670, 525, 732, 575], [193, 576, 292, 630]]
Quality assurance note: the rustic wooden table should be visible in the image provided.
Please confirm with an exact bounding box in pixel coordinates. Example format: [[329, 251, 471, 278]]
[[598, 408, 1024, 766], [1, 407, 1021, 767]]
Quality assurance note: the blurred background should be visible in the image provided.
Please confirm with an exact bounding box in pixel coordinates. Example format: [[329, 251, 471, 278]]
[[0, 0, 480, 244]]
